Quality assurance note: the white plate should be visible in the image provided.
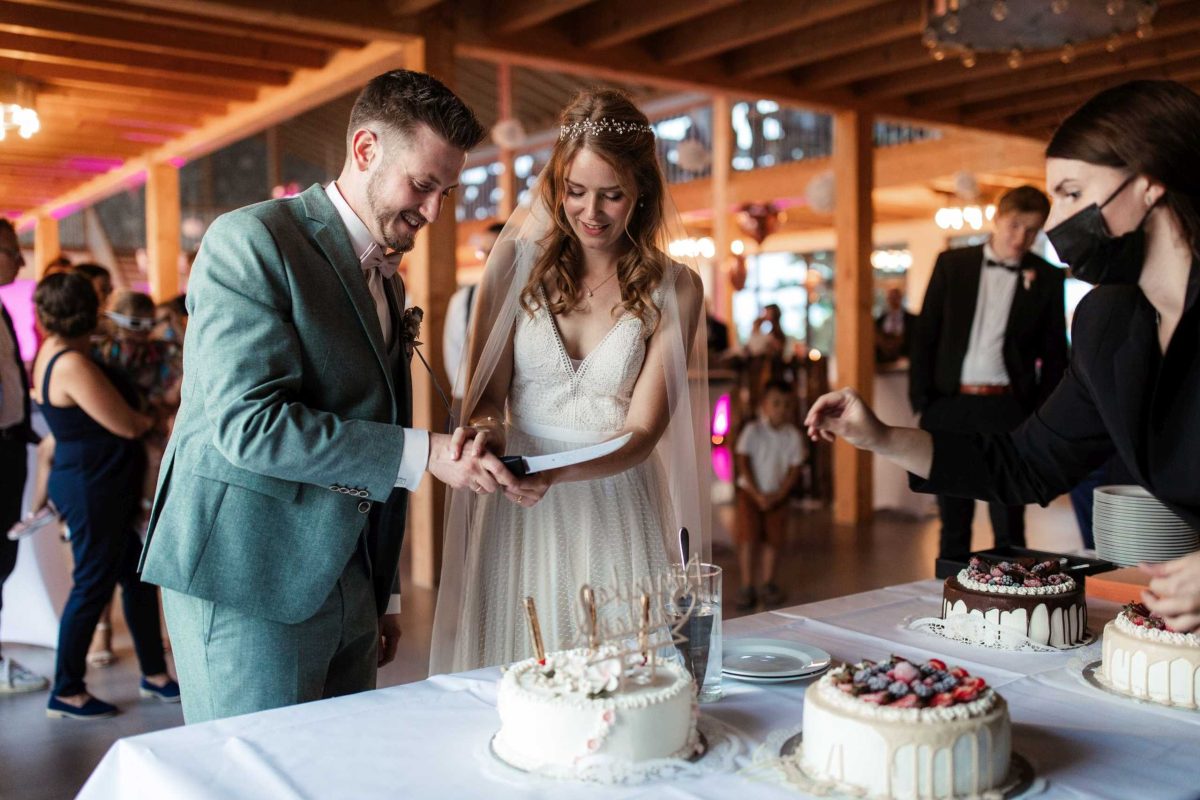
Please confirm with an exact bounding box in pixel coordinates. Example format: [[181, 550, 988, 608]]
[[722, 664, 830, 684], [721, 638, 831, 678]]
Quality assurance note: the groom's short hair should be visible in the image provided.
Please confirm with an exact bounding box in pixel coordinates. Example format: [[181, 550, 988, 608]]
[[348, 69, 485, 153]]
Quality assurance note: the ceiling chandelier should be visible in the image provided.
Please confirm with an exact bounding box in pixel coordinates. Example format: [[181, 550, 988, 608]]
[[0, 75, 40, 141], [923, 0, 1157, 69]]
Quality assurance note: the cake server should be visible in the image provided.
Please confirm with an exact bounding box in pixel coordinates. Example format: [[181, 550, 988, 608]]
[[500, 432, 632, 478]]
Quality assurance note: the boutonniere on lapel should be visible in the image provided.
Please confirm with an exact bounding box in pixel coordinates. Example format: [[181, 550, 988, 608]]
[[1021, 268, 1036, 291], [401, 306, 423, 359]]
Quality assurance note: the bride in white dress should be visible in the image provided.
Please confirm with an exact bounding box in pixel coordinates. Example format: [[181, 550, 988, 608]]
[[429, 90, 711, 674]]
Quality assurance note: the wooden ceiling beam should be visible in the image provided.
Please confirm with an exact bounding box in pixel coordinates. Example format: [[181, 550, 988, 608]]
[[864, 0, 1200, 101], [458, 20, 1035, 137], [490, 0, 596, 33], [94, 0, 415, 43], [962, 58, 1200, 123], [7, 0, 367, 49], [572, 0, 736, 50], [793, 39, 932, 90], [37, 102, 209, 129], [909, 29, 1200, 111], [0, 1, 330, 69], [650, 0, 890, 66], [0, 58, 261, 101], [36, 86, 231, 117], [0, 31, 293, 85], [728, 0, 922, 79], [17, 40, 411, 229]]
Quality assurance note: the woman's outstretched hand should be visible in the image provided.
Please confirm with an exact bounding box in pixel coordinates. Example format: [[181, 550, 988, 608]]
[[804, 387, 888, 451], [1141, 552, 1200, 634]]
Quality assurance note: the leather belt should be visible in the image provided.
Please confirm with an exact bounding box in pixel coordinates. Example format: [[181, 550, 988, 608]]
[[959, 384, 1011, 396]]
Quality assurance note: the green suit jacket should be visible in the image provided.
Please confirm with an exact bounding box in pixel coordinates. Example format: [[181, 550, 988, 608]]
[[141, 183, 412, 624]]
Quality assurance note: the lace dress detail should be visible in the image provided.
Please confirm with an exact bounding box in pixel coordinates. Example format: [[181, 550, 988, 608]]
[[450, 267, 681, 672]]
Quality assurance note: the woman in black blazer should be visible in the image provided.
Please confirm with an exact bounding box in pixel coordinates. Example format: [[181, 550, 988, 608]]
[[806, 80, 1200, 633]]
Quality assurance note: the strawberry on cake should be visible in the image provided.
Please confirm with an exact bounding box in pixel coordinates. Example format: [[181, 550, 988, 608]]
[[798, 655, 1010, 799], [941, 557, 1088, 648]]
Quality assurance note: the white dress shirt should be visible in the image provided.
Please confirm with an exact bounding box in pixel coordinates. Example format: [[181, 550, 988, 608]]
[[326, 182, 427, 616], [960, 243, 1019, 387], [0, 302, 25, 429]]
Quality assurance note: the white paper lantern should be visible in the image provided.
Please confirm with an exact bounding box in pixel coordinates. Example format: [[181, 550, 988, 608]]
[[491, 118, 526, 150], [953, 170, 980, 201], [805, 171, 836, 213], [674, 139, 711, 173]]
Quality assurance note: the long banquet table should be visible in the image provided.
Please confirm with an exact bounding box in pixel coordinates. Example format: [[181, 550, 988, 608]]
[[77, 580, 1200, 799]]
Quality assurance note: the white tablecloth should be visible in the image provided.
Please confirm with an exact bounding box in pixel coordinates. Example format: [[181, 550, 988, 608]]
[[78, 580, 1200, 799]]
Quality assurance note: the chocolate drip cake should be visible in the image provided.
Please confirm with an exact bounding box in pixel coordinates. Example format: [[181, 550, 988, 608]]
[[941, 557, 1088, 648]]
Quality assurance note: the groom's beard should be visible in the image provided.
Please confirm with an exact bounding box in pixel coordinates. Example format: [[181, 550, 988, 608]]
[[367, 169, 422, 254]]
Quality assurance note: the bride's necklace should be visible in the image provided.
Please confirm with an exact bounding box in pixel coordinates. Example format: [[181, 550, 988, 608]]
[[581, 269, 618, 298]]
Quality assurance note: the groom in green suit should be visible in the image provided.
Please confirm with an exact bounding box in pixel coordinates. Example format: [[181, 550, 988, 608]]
[[141, 71, 513, 723]]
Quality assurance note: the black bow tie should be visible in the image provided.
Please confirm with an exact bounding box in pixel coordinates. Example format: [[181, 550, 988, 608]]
[[985, 259, 1019, 272]]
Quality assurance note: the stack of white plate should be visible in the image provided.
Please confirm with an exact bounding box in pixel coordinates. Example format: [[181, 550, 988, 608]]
[[721, 638, 831, 684], [1093, 485, 1198, 566]]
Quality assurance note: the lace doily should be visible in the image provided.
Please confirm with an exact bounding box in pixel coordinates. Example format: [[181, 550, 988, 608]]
[[478, 714, 743, 786], [906, 615, 1096, 652], [749, 725, 1045, 799]]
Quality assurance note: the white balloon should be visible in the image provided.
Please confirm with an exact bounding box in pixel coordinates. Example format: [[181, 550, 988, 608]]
[[491, 118, 526, 150], [674, 139, 711, 173], [954, 170, 980, 201], [805, 171, 836, 213]]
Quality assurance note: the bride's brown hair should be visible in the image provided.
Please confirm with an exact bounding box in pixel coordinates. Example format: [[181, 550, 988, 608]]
[[520, 89, 670, 331]]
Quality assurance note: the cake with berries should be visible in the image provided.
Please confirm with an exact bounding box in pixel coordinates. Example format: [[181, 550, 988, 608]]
[[1099, 603, 1200, 709], [798, 655, 1011, 799], [492, 646, 700, 776], [941, 557, 1087, 648]]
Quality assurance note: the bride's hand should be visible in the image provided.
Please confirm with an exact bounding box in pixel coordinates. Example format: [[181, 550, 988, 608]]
[[448, 423, 504, 461], [504, 471, 554, 509], [458, 416, 507, 457]]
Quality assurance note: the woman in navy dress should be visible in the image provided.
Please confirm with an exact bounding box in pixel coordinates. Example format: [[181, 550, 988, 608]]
[[32, 273, 178, 719]]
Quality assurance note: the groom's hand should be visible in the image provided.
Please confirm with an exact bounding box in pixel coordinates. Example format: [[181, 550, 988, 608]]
[[427, 431, 514, 494], [378, 613, 402, 667]]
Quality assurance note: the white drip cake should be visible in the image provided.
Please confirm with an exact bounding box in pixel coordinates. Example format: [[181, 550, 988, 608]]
[[798, 655, 1011, 799], [941, 557, 1087, 648], [493, 646, 699, 775], [1100, 603, 1200, 709]]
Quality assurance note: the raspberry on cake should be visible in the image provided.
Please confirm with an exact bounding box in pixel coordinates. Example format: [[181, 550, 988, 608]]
[[798, 655, 1011, 799], [1099, 603, 1200, 709], [941, 556, 1088, 648]]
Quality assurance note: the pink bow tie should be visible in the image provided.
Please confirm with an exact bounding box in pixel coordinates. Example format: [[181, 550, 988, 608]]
[[361, 244, 401, 279]]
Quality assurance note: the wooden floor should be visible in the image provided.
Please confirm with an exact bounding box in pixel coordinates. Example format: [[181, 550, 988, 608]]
[[0, 496, 1081, 800]]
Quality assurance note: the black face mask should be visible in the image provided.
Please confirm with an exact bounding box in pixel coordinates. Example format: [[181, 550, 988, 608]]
[[1046, 174, 1156, 286]]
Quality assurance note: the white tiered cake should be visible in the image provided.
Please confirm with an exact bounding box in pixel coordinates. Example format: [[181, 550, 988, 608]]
[[797, 656, 1011, 799], [1100, 603, 1200, 709], [493, 646, 699, 775]]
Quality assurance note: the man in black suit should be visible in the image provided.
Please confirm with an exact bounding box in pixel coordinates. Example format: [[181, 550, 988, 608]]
[[875, 286, 917, 364], [910, 186, 1067, 560], [0, 218, 49, 693]]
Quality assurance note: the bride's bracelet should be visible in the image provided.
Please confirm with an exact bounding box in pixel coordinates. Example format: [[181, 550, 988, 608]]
[[469, 415, 503, 429]]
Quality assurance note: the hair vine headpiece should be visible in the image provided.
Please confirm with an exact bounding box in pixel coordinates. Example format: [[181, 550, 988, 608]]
[[559, 118, 655, 141]]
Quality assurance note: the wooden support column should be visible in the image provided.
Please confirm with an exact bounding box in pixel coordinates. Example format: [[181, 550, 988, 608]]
[[33, 214, 59, 279], [710, 95, 735, 341], [832, 110, 875, 527], [146, 161, 181, 303], [497, 62, 518, 220], [404, 18, 457, 589]]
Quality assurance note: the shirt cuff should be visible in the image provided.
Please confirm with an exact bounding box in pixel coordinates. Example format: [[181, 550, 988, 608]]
[[385, 594, 402, 615], [394, 428, 429, 491]]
